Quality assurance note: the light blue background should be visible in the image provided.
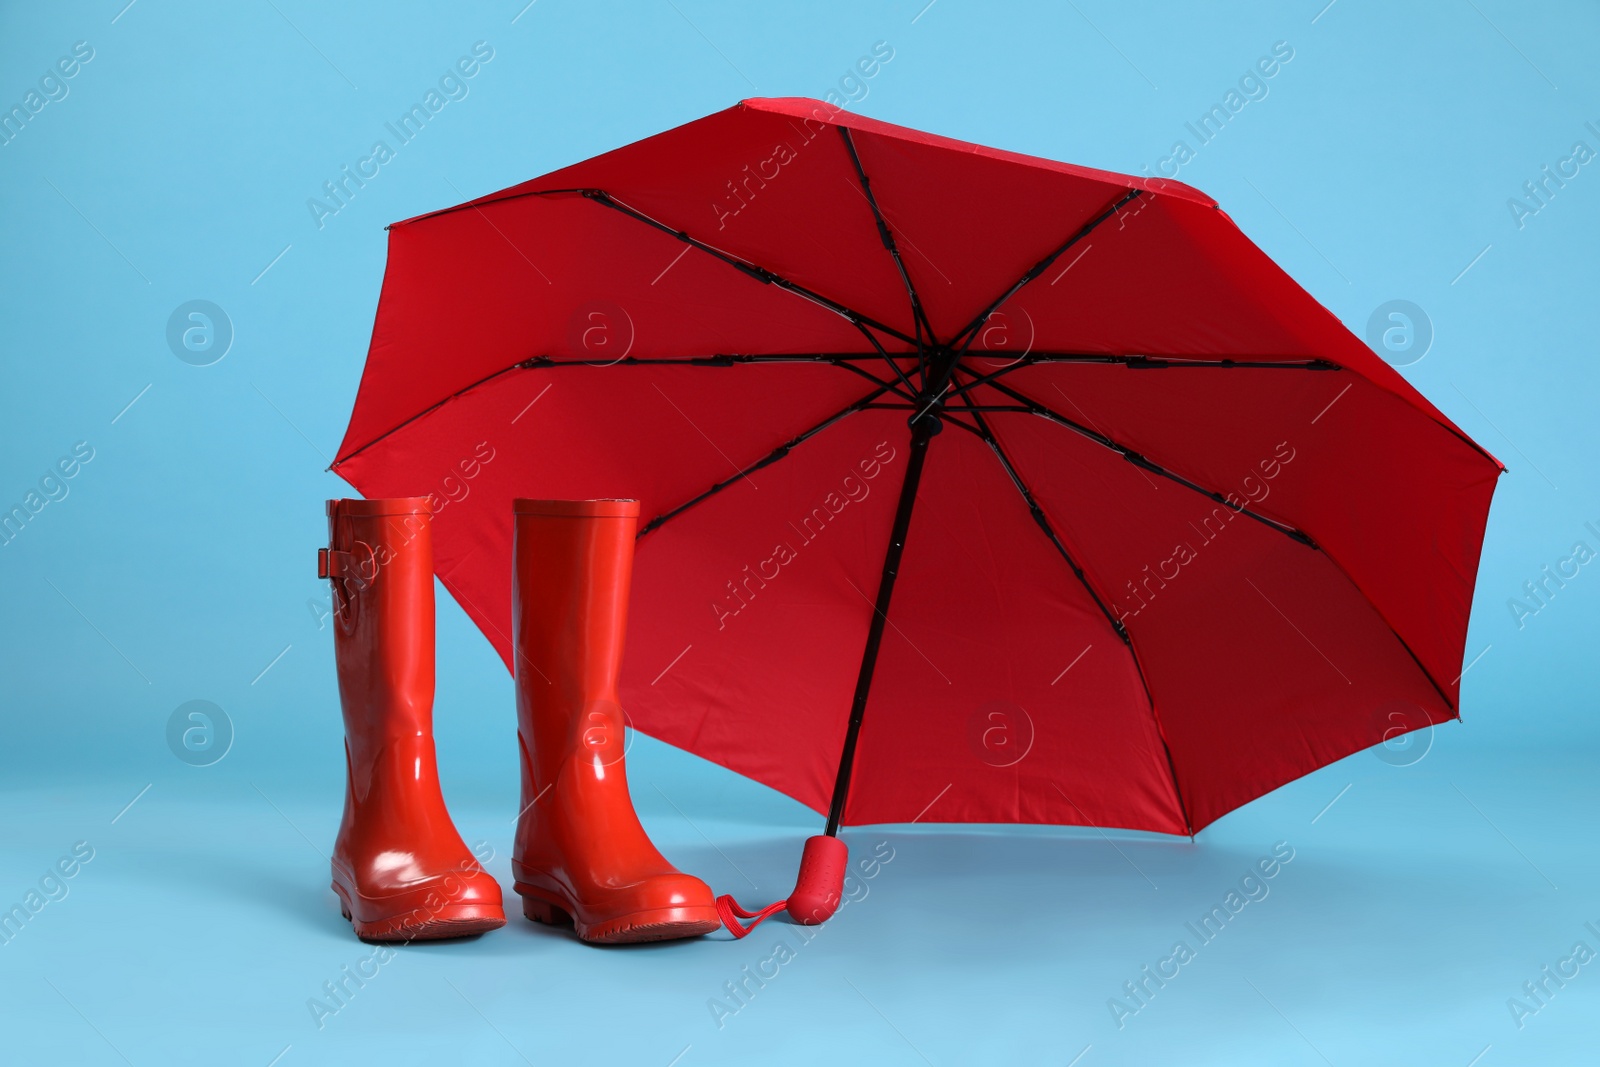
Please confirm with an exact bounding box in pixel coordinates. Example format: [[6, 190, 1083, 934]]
[[2, 1, 1596, 1063]]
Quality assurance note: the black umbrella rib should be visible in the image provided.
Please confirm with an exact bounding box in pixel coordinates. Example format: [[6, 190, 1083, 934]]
[[955, 354, 1341, 394], [828, 358, 919, 403], [550, 351, 915, 403], [965, 377, 1461, 715], [948, 188, 1144, 354], [637, 383, 895, 539], [948, 388, 1196, 835], [521, 351, 917, 401], [522, 352, 896, 365], [395, 187, 596, 227], [837, 127, 936, 352], [331, 360, 529, 468], [964, 371, 1317, 550], [332, 354, 919, 467], [960, 382, 1472, 716], [949, 394, 1132, 646], [848, 319, 921, 399], [578, 189, 921, 350]]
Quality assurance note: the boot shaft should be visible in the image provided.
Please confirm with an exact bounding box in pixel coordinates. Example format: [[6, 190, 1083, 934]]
[[511, 499, 638, 782], [323, 498, 436, 752]]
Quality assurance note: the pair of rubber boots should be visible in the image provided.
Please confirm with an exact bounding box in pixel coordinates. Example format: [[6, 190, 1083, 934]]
[[319, 497, 719, 944]]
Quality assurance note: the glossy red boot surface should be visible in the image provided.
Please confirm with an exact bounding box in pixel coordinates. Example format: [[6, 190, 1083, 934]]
[[321, 498, 504, 942], [511, 499, 719, 944]]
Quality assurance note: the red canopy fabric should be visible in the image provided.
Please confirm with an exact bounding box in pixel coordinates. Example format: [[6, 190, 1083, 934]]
[[333, 98, 1501, 835]]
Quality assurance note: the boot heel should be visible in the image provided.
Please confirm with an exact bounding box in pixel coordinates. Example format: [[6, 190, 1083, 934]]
[[333, 882, 353, 922], [520, 894, 573, 926]]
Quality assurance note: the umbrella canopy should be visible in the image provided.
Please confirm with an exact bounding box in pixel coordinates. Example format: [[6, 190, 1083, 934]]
[[332, 98, 1501, 837]]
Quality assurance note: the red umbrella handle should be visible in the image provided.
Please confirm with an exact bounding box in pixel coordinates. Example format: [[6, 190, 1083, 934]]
[[716, 835, 848, 939]]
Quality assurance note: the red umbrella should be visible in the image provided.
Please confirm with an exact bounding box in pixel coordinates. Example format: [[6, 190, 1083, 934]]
[[332, 98, 1500, 863]]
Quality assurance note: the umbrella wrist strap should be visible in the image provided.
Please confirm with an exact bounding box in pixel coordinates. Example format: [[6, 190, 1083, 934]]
[[715, 834, 849, 939], [715, 895, 788, 939]]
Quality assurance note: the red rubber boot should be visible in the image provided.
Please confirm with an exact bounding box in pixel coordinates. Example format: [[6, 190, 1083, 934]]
[[319, 498, 504, 941], [511, 499, 720, 943]]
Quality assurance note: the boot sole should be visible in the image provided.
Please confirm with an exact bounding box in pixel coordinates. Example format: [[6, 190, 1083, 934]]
[[515, 883, 721, 944], [334, 882, 506, 943]]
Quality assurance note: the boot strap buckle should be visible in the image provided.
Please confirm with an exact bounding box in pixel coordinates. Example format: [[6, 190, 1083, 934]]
[[318, 547, 359, 579], [318, 543, 375, 581]]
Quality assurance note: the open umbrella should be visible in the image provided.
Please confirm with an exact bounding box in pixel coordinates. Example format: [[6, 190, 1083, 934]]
[[331, 98, 1501, 914]]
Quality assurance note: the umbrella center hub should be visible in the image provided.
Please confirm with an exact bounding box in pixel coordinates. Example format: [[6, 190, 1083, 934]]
[[910, 347, 961, 433]]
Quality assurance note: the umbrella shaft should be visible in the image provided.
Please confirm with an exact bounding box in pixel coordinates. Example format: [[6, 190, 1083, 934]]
[[825, 415, 936, 836]]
